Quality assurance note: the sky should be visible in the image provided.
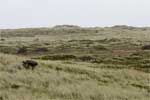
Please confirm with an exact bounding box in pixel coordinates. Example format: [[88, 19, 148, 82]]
[[0, 0, 150, 28]]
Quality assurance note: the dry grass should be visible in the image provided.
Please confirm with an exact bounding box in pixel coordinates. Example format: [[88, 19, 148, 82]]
[[0, 53, 149, 100]]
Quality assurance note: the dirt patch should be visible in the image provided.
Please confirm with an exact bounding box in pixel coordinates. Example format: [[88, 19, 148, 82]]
[[112, 50, 137, 56]]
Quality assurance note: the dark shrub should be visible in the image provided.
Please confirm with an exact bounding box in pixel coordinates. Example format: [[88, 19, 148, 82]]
[[17, 46, 27, 54], [141, 45, 150, 50], [34, 38, 39, 42], [0, 96, 3, 100], [93, 45, 107, 50], [35, 47, 49, 52], [0, 38, 5, 41], [79, 40, 94, 44], [131, 51, 150, 58], [79, 56, 96, 62], [11, 84, 20, 89], [40, 55, 77, 60], [0, 46, 16, 54]]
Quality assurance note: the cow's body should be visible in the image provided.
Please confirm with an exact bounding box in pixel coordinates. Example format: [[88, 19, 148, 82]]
[[22, 60, 38, 70]]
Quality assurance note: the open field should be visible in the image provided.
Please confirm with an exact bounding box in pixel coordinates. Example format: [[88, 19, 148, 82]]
[[0, 25, 150, 100]]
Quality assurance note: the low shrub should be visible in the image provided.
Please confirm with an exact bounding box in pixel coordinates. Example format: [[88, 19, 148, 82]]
[[17, 46, 28, 54], [93, 45, 107, 50], [141, 45, 150, 50], [34, 47, 49, 53], [39, 54, 77, 60]]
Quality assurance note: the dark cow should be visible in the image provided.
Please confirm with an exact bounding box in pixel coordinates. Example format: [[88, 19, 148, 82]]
[[22, 60, 38, 70]]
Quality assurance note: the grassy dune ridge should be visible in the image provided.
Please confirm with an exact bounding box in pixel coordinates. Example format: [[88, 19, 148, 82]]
[[0, 25, 150, 100]]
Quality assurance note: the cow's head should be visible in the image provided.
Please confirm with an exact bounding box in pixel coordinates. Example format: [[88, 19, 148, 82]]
[[22, 61, 27, 65]]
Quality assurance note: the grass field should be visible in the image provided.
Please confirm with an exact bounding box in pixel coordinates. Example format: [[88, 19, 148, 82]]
[[0, 25, 150, 100]]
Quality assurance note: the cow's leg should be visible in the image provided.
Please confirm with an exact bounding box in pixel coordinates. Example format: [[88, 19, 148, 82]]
[[26, 64, 30, 69], [31, 66, 34, 70], [23, 63, 28, 69]]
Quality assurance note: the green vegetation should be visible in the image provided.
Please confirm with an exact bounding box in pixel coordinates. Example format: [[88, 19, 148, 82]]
[[0, 25, 150, 100]]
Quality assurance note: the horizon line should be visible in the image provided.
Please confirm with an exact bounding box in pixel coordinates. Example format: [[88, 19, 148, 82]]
[[0, 24, 150, 30]]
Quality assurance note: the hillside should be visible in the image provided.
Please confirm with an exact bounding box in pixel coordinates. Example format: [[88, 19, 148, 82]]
[[0, 25, 150, 100]]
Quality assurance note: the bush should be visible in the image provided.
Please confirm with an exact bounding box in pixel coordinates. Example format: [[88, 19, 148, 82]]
[[93, 45, 107, 50], [34, 47, 49, 53], [141, 45, 150, 50], [17, 46, 27, 54], [39, 54, 77, 60], [78, 56, 96, 62], [0, 38, 5, 41], [0, 46, 16, 54]]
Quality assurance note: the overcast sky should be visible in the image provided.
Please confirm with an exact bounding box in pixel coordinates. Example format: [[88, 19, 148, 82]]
[[0, 0, 150, 28]]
